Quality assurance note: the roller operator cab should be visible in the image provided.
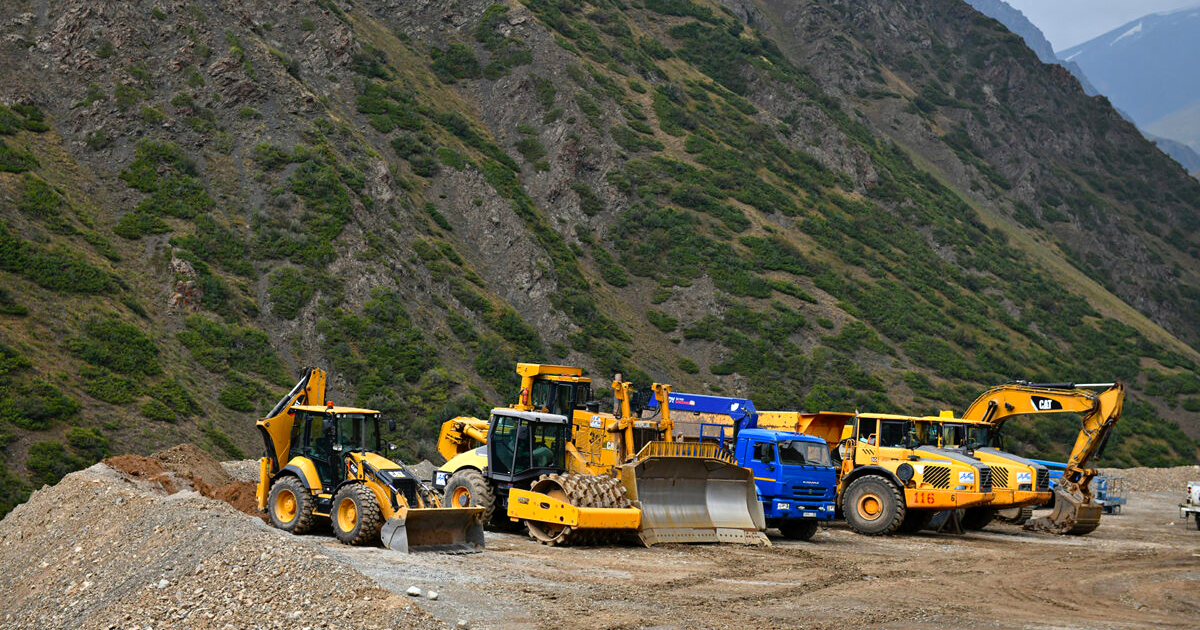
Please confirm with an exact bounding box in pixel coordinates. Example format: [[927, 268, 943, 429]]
[[733, 429, 837, 541]]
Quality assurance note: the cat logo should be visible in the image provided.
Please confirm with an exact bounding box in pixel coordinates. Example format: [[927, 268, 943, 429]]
[[1030, 396, 1063, 411]]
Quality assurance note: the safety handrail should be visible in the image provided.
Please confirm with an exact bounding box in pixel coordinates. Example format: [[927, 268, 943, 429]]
[[634, 440, 738, 464]]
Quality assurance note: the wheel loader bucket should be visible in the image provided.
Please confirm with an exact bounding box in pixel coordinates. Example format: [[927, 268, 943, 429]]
[[621, 443, 769, 546], [1024, 487, 1102, 535], [380, 506, 486, 553]]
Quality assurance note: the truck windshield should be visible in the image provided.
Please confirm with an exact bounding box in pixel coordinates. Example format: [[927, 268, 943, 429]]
[[779, 440, 832, 466]]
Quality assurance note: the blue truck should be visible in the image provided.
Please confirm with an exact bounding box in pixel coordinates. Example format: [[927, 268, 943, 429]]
[[649, 393, 838, 540]]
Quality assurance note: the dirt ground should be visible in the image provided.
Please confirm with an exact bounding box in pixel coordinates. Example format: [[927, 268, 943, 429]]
[[321, 489, 1200, 630]]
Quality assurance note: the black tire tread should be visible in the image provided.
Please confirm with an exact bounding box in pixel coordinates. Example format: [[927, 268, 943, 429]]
[[332, 483, 384, 546], [268, 475, 316, 535], [961, 507, 996, 531], [842, 475, 905, 536], [779, 520, 819, 541], [444, 469, 496, 524]]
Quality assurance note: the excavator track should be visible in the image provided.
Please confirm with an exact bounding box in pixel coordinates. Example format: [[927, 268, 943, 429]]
[[525, 473, 631, 546]]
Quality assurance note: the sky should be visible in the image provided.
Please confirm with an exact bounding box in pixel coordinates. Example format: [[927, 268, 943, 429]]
[[1005, 0, 1200, 50]]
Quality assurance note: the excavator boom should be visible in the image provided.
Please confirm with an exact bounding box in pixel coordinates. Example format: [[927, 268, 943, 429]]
[[960, 381, 1124, 535]]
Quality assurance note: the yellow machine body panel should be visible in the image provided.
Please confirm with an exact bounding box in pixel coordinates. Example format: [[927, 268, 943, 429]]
[[437, 417, 490, 462], [508, 488, 643, 529]]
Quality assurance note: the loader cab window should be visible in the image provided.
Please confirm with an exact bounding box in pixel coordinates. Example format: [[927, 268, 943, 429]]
[[336, 413, 380, 452], [488, 414, 567, 477], [877, 420, 908, 448], [779, 440, 832, 466], [965, 425, 991, 449], [856, 418, 878, 444], [531, 380, 572, 416]]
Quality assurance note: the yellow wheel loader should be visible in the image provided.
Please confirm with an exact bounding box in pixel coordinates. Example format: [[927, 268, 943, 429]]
[[435, 364, 768, 546], [958, 381, 1125, 535], [255, 368, 485, 552]]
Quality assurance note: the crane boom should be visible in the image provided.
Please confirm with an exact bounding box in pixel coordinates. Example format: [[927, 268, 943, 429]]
[[959, 381, 1124, 534]]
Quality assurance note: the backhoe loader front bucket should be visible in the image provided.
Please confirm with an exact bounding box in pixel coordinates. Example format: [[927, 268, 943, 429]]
[[380, 506, 486, 553], [621, 442, 769, 546], [1024, 487, 1102, 535]]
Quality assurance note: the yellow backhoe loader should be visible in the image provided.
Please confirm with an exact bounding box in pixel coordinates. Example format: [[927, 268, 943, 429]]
[[958, 381, 1124, 535], [255, 367, 485, 552], [434, 364, 768, 546]]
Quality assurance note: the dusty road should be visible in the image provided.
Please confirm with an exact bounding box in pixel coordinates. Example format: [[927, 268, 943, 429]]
[[319, 490, 1200, 630]]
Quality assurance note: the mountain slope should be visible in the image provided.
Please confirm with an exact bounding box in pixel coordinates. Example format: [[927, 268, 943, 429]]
[[1060, 6, 1200, 148], [0, 0, 1198, 517], [961, 0, 1098, 95]]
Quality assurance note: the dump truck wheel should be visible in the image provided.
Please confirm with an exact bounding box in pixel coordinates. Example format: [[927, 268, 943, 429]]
[[843, 475, 905, 535], [995, 507, 1033, 525], [897, 509, 935, 533], [444, 469, 496, 524], [525, 474, 629, 546], [961, 507, 995, 531], [332, 483, 384, 546], [779, 520, 819, 541], [268, 476, 315, 535]]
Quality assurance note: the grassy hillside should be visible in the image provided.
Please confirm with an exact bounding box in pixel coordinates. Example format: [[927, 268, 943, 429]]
[[0, 0, 1197, 516]]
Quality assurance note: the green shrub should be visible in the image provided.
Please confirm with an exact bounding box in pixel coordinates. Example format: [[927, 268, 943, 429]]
[[515, 136, 546, 163], [0, 223, 113, 293], [204, 423, 245, 458], [268, 267, 314, 319], [68, 316, 160, 375], [81, 368, 140, 404], [678, 357, 699, 374], [253, 143, 294, 169], [436, 147, 469, 170], [431, 44, 481, 83], [148, 379, 198, 418], [27, 442, 88, 486], [0, 379, 79, 430], [177, 315, 288, 383], [113, 210, 170, 239], [140, 398, 177, 422], [0, 288, 27, 316], [424, 202, 453, 231], [0, 139, 38, 173], [67, 427, 110, 461], [647, 310, 678, 332], [218, 374, 268, 412]]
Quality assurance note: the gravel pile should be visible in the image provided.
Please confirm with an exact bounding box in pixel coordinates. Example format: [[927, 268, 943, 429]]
[[221, 459, 261, 484], [406, 460, 437, 483], [1101, 465, 1200, 493], [0, 462, 442, 630]]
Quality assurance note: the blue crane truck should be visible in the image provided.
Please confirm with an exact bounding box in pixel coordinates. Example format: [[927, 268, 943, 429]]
[[648, 393, 837, 540]]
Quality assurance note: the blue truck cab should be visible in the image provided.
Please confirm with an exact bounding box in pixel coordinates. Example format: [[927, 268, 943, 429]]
[[648, 392, 837, 541], [733, 429, 838, 540]]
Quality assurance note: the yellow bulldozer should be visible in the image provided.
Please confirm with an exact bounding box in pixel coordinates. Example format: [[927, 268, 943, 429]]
[[255, 367, 485, 552], [957, 381, 1125, 535], [434, 364, 768, 546]]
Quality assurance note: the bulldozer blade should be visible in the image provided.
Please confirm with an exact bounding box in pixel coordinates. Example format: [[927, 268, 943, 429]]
[[1024, 487, 1102, 535], [381, 507, 486, 553], [623, 456, 769, 546]]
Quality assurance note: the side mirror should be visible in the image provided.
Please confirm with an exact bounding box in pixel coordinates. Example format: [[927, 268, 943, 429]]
[[765, 462, 776, 471], [388, 442, 397, 452], [388, 419, 396, 431]]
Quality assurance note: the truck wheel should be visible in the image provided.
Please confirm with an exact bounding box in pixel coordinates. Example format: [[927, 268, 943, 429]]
[[898, 509, 935, 533], [779, 521, 819, 541], [444, 469, 496, 524], [332, 483, 384, 546], [842, 475, 905, 535], [961, 507, 995, 531], [268, 476, 315, 534]]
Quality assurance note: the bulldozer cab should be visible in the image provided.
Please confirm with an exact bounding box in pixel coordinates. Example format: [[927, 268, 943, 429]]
[[487, 409, 569, 484]]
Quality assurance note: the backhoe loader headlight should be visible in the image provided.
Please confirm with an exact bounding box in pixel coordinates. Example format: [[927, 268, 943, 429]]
[[896, 463, 914, 484]]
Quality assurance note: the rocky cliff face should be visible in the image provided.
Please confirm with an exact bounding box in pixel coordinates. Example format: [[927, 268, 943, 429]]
[[0, 0, 1197, 516]]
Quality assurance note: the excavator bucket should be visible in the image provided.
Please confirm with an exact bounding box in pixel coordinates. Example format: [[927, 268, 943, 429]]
[[622, 444, 769, 546], [380, 507, 487, 553], [1025, 487, 1102, 535]]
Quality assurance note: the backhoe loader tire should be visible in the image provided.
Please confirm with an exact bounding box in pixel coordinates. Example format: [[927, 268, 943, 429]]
[[444, 469, 496, 525], [332, 483, 383, 546], [843, 475, 905, 536], [897, 509, 935, 533], [779, 520, 819, 541], [268, 476, 316, 535], [961, 507, 995, 531]]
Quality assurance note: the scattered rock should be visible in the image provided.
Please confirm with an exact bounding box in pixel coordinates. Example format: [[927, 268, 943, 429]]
[[406, 586, 422, 597], [426, 591, 438, 601]]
